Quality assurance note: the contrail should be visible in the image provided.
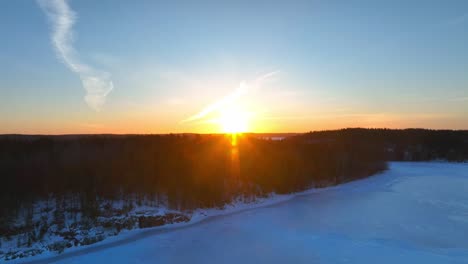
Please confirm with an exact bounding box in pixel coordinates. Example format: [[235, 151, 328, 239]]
[[181, 71, 279, 123], [38, 0, 113, 111]]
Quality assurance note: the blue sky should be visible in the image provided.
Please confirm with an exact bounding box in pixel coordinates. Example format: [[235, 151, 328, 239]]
[[1, 0, 468, 133]]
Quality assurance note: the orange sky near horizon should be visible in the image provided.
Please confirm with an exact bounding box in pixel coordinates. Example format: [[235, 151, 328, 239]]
[[2, 111, 467, 135]]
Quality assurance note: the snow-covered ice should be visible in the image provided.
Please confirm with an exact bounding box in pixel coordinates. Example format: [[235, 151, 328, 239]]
[[14, 162, 468, 264]]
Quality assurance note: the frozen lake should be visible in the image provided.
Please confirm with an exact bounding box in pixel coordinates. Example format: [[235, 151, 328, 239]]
[[19, 162, 468, 264]]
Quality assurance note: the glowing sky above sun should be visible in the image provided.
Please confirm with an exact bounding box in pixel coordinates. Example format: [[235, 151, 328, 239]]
[[180, 72, 277, 133], [1, 0, 468, 134]]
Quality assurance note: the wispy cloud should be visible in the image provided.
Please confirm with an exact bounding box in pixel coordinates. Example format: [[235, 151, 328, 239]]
[[180, 71, 279, 123], [440, 12, 468, 27], [449, 96, 468, 102], [38, 0, 113, 110]]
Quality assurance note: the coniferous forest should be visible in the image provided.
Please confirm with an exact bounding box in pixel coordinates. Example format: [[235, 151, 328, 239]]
[[0, 132, 386, 220]]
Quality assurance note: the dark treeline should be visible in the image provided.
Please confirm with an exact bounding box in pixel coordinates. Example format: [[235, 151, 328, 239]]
[[0, 133, 386, 224], [293, 128, 468, 162]]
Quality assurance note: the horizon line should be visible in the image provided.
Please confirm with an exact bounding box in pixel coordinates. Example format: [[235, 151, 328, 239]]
[[1, 127, 468, 136]]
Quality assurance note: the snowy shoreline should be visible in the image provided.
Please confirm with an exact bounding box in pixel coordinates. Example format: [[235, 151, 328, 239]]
[[6, 161, 468, 263], [2, 180, 342, 263]]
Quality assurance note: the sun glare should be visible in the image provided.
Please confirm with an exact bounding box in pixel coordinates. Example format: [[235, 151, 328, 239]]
[[218, 107, 249, 133]]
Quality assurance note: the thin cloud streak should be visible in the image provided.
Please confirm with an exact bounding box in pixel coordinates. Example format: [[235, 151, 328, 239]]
[[38, 0, 113, 110], [449, 96, 468, 102], [257, 112, 450, 121], [180, 71, 279, 123], [441, 12, 468, 27]]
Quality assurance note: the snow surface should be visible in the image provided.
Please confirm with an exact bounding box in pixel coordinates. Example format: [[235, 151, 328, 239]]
[[12, 162, 468, 264]]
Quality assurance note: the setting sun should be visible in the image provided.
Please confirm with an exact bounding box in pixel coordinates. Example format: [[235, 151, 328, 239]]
[[218, 107, 249, 133]]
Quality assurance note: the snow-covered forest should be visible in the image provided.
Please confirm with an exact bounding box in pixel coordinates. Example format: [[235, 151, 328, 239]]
[[1, 128, 467, 261]]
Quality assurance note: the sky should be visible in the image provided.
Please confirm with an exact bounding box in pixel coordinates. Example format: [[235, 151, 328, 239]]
[[1, 0, 468, 134]]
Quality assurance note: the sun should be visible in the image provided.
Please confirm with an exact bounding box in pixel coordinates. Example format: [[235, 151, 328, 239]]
[[218, 106, 249, 133]]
